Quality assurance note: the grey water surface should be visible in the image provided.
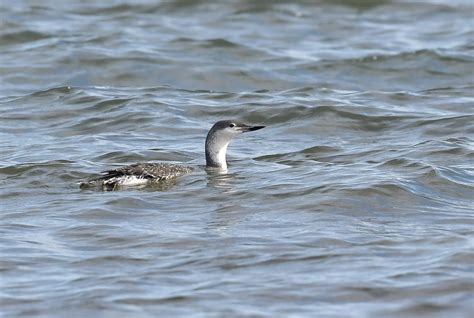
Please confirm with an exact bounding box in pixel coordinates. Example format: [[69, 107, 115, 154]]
[[1, 1, 473, 317]]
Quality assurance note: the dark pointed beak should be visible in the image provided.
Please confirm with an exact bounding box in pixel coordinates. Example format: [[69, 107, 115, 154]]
[[240, 125, 265, 132]]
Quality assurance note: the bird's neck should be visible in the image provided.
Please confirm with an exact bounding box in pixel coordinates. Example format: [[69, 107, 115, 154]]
[[205, 137, 229, 170]]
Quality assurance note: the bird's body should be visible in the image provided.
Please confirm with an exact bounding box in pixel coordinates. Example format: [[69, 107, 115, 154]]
[[89, 162, 193, 190], [80, 120, 264, 190]]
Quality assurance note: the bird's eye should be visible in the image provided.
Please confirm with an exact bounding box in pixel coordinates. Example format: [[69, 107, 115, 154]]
[[229, 123, 236, 128]]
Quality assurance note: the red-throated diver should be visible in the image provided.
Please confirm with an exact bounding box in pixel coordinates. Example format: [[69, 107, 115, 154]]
[[80, 120, 265, 190]]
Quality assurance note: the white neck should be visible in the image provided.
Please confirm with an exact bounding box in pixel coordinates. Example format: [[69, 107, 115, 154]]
[[214, 142, 229, 170], [206, 140, 229, 170]]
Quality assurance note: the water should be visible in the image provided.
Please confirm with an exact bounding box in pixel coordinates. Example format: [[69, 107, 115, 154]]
[[1, 1, 473, 317]]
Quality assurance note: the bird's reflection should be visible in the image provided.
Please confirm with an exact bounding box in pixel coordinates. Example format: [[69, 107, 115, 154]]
[[205, 167, 242, 193], [204, 166, 250, 236]]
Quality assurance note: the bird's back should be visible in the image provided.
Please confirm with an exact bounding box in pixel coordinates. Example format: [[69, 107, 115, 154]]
[[81, 162, 193, 190]]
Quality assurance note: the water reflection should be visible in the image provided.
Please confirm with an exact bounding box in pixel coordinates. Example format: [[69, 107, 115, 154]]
[[205, 168, 240, 193], [204, 169, 248, 235]]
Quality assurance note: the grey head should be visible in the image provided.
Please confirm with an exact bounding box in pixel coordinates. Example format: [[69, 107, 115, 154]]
[[205, 120, 265, 170]]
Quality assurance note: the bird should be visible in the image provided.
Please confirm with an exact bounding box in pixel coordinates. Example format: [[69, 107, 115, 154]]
[[80, 120, 265, 190]]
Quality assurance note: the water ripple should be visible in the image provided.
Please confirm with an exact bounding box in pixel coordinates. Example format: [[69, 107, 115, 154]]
[[1, 1, 473, 317]]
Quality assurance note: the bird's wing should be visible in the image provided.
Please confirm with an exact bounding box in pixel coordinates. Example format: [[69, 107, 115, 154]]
[[99, 163, 193, 180]]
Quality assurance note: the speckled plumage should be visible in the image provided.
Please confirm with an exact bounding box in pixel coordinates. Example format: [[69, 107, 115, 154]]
[[84, 163, 193, 190]]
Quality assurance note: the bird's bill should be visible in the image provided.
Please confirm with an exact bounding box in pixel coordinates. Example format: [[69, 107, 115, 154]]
[[239, 125, 265, 132]]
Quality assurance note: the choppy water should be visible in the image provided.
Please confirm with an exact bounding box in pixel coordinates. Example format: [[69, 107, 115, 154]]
[[1, 1, 473, 317]]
